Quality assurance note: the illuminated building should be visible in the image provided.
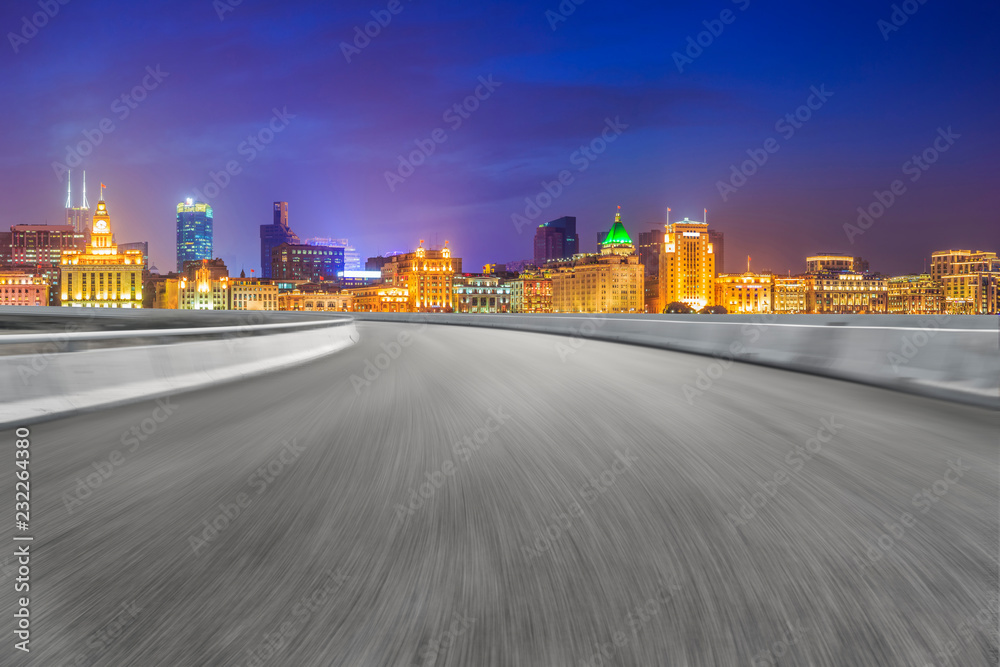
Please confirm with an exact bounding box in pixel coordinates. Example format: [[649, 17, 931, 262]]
[[0, 271, 49, 307], [178, 259, 229, 310], [271, 243, 344, 283], [147, 274, 180, 309], [65, 170, 92, 239], [230, 272, 278, 311], [659, 218, 716, 311], [510, 276, 552, 313], [805, 272, 886, 314], [279, 287, 351, 312], [344, 285, 408, 312], [59, 197, 144, 308], [382, 241, 459, 312], [534, 216, 578, 266], [772, 276, 807, 313], [930, 249, 999, 314], [176, 199, 213, 272], [307, 237, 360, 272], [10, 223, 84, 306], [887, 274, 945, 314], [551, 210, 643, 313], [806, 254, 868, 274], [453, 275, 511, 313], [260, 202, 300, 278], [714, 273, 774, 314]]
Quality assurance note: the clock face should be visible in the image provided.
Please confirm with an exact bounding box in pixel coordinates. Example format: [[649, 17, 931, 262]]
[[95, 219, 108, 231]]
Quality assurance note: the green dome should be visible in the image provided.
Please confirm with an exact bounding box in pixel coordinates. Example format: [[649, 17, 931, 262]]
[[602, 209, 633, 245]]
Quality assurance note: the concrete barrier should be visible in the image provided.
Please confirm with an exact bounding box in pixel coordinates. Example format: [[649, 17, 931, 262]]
[[0, 309, 358, 427], [353, 313, 999, 409]]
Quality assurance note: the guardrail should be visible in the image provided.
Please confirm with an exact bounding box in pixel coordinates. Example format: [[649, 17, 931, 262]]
[[0, 308, 359, 427], [352, 313, 999, 409]]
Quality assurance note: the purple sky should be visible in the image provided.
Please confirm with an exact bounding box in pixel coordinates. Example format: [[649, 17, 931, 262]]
[[2, 0, 998, 275]]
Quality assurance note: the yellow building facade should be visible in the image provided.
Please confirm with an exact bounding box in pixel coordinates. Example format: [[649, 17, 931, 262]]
[[930, 249, 999, 314], [382, 241, 458, 312], [659, 219, 716, 311], [344, 285, 408, 312], [714, 273, 773, 314], [60, 199, 144, 307], [772, 276, 807, 313]]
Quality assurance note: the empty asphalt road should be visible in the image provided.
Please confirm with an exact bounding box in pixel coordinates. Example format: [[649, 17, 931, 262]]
[[3, 321, 998, 666]]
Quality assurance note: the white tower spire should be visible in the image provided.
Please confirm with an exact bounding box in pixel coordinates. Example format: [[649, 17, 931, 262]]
[[66, 170, 72, 208], [82, 171, 90, 209]]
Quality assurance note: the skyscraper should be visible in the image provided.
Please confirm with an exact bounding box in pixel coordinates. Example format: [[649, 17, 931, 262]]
[[176, 199, 213, 272], [65, 171, 92, 239], [260, 201, 300, 278], [533, 216, 578, 266], [307, 237, 360, 272], [659, 218, 717, 311]]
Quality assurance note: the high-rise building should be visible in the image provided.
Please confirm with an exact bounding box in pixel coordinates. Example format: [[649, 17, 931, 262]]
[[60, 198, 145, 308], [383, 241, 459, 312], [534, 216, 578, 266], [930, 249, 999, 314], [65, 170, 92, 240], [176, 200, 213, 272], [260, 202, 300, 278], [887, 274, 945, 314], [714, 273, 774, 314], [271, 244, 345, 283], [307, 237, 360, 272], [659, 218, 717, 311], [637, 228, 663, 276], [11, 224, 85, 306], [806, 254, 867, 274], [708, 230, 725, 275]]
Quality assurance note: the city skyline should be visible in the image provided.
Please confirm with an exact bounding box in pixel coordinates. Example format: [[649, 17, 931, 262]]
[[1, 1, 998, 276]]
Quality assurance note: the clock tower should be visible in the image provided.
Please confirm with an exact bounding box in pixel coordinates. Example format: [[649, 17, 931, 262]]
[[60, 195, 146, 308]]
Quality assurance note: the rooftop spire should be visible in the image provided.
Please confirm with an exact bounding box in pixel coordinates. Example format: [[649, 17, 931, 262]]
[[66, 170, 72, 209], [81, 171, 90, 209]]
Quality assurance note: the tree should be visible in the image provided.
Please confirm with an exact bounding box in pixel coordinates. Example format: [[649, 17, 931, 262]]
[[699, 305, 728, 315], [664, 301, 694, 314]]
